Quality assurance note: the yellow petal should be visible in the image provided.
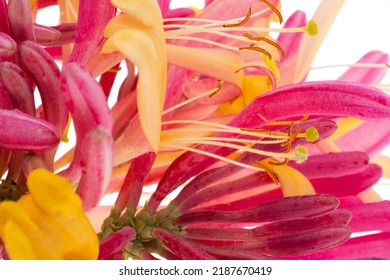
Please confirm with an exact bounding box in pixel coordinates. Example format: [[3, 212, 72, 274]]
[[219, 95, 245, 115], [260, 160, 316, 197], [167, 44, 244, 87], [103, 30, 163, 154], [329, 117, 364, 140], [102, 0, 167, 153], [111, 0, 163, 28], [294, 0, 345, 82], [0, 201, 38, 235], [3, 221, 37, 260], [242, 75, 272, 106], [27, 168, 82, 213]]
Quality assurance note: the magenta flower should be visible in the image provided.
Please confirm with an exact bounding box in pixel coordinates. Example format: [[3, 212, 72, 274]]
[[0, 0, 113, 209]]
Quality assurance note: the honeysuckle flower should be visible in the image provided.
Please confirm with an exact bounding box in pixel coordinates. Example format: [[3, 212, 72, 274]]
[[0, 0, 113, 210], [0, 168, 98, 259]]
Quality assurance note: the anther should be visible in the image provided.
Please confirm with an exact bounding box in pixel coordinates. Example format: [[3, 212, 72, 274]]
[[294, 146, 308, 163], [239, 46, 272, 60], [306, 20, 318, 36], [269, 157, 289, 166], [209, 80, 224, 98], [242, 34, 285, 56], [305, 127, 319, 142], [255, 161, 280, 185], [259, 0, 283, 24], [223, 7, 252, 27]]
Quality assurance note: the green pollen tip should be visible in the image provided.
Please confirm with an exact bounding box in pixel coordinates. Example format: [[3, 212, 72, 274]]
[[305, 127, 319, 142], [307, 20, 318, 36], [294, 146, 308, 163]]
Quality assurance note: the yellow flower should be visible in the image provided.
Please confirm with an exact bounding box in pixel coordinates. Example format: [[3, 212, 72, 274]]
[[0, 169, 98, 259]]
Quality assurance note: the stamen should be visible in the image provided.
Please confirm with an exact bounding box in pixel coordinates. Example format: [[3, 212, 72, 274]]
[[306, 20, 318, 36], [294, 146, 308, 163], [209, 80, 223, 98], [107, 67, 122, 73], [61, 115, 71, 143], [164, 25, 311, 38], [162, 120, 289, 139], [242, 34, 285, 56], [223, 7, 252, 27], [258, 0, 283, 24], [305, 127, 319, 142], [160, 143, 273, 172], [269, 157, 289, 166], [254, 161, 280, 185], [162, 139, 296, 159], [162, 82, 223, 115], [281, 123, 300, 147], [239, 46, 272, 60], [162, 136, 285, 145], [163, 7, 271, 28]]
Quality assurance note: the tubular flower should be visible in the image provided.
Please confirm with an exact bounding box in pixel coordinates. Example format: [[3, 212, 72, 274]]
[[0, 168, 98, 259], [0, 0, 389, 260]]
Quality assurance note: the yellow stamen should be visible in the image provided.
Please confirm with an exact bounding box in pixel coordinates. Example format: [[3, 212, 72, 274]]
[[223, 7, 252, 27]]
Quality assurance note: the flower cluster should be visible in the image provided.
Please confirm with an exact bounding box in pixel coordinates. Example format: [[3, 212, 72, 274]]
[[0, 0, 389, 260]]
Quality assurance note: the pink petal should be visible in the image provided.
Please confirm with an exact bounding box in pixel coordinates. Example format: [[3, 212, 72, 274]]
[[0, 108, 59, 152], [249, 225, 351, 257], [61, 62, 112, 136], [185, 210, 351, 241], [197, 225, 351, 258], [50, 23, 77, 45], [345, 201, 390, 233], [165, 8, 195, 18], [19, 41, 68, 133], [300, 232, 390, 259], [60, 63, 112, 181], [277, 10, 307, 61], [335, 119, 390, 157], [33, 24, 63, 46], [276, 10, 307, 86], [229, 81, 390, 129], [0, 0, 9, 34], [311, 164, 382, 197], [338, 50, 389, 84], [0, 62, 35, 115], [98, 227, 136, 260], [288, 151, 370, 179], [0, 32, 16, 59], [77, 126, 113, 211], [152, 228, 216, 260], [111, 89, 137, 139], [182, 78, 241, 105], [7, 0, 35, 42], [150, 119, 336, 213], [114, 152, 156, 212], [176, 194, 340, 225], [69, 0, 115, 64], [184, 0, 280, 47]]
